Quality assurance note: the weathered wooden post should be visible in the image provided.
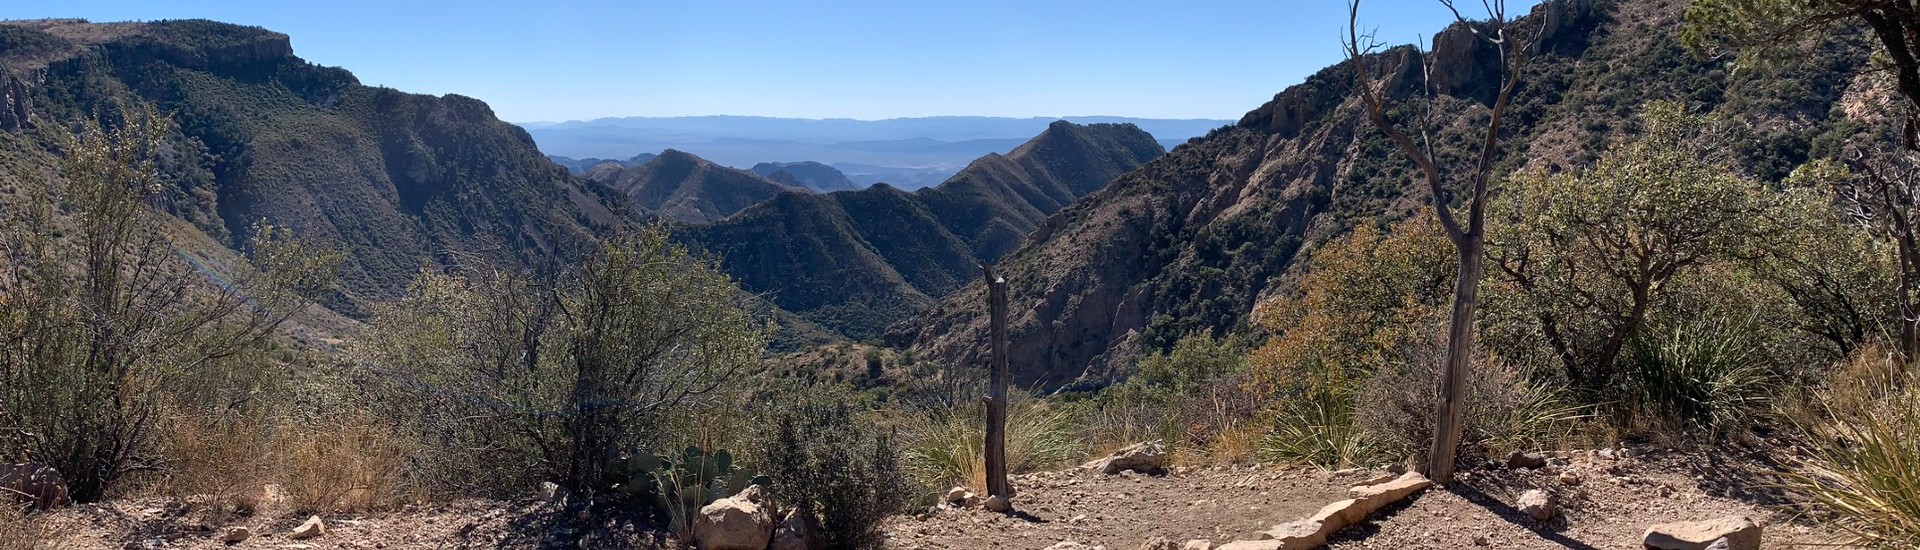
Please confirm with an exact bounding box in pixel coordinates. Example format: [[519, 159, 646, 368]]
[[981, 264, 1011, 500]]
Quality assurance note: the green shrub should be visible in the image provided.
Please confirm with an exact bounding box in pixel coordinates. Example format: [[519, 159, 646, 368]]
[[356, 226, 768, 499], [1258, 366, 1369, 469], [761, 400, 913, 550]]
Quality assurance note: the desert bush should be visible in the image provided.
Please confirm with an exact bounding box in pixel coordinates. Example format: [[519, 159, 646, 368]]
[[275, 417, 412, 514], [0, 106, 338, 502], [1791, 364, 1920, 548], [899, 397, 1081, 492], [356, 227, 767, 499], [1356, 331, 1588, 465], [760, 398, 914, 550], [151, 405, 275, 512]]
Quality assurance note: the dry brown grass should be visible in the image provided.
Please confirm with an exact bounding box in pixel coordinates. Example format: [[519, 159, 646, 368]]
[[153, 407, 276, 513], [0, 504, 51, 550], [275, 418, 413, 514]]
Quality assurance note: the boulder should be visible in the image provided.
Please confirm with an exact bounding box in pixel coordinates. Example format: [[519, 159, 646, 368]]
[[288, 516, 326, 540], [220, 527, 252, 543], [1183, 540, 1213, 550], [769, 510, 823, 550], [1643, 516, 1760, 550], [0, 463, 71, 511], [1516, 490, 1555, 521], [1139, 537, 1180, 550], [691, 485, 775, 550], [1089, 441, 1169, 475]]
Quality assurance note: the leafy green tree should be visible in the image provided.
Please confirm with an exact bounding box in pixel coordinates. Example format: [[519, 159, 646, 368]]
[[0, 105, 338, 501], [1489, 102, 1777, 393]]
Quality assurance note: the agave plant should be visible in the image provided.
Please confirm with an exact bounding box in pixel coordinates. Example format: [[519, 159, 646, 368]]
[[611, 447, 768, 538]]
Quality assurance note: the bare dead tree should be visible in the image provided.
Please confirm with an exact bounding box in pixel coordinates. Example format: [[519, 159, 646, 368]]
[[1343, 0, 1531, 483], [1843, 152, 1920, 360]]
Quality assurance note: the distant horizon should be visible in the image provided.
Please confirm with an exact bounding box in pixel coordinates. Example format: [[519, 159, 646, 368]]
[[6, 1, 1537, 122], [515, 113, 1239, 125]]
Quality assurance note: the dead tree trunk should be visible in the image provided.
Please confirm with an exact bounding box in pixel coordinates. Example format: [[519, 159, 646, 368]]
[[1345, 0, 1528, 484], [981, 265, 1011, 499]]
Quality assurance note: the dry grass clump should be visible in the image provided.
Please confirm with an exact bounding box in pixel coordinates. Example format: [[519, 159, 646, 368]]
[[0, 503, 52, 550], [899, 398, 1082, 492], [153, 407, 276, 513], [275, 417, 413, 514], [1789, 348, 1920, 548]]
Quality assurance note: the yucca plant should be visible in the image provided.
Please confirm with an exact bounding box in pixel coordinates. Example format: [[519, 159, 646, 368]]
[[898, 398, 1081, 491], [1791, 371, 1920, 548], [1258, 362, 1370, 469], [1618, 316, 1776, 433]]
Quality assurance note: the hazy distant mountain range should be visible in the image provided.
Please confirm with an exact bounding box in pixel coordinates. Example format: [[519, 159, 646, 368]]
[[516, 116, 1228, 189]]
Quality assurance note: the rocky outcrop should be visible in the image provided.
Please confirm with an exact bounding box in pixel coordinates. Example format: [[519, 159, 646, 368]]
[[0, 69, 31, 131]]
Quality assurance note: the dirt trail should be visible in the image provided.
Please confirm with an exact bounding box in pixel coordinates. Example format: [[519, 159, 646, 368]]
[[28, 448, 1840, 549], [888, 449, 1837, 550]]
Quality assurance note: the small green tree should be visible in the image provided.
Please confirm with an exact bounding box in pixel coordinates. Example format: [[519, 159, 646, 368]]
[[0, 105, 338, 501], [1490, 102, 1777, 394]]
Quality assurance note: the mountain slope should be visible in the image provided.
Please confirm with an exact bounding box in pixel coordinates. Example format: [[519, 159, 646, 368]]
[[682, 121, 1163, 340], [548, 152, 656, 175], [890, 0, 1874, 388], [1, 19, 630, 310], [584, 149, 807, 223], [750, 161, 860, 193]]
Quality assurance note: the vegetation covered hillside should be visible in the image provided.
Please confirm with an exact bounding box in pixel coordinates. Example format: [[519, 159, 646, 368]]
[[0, 19, 632, 311], [892, 0, 1873, 388], [583, 149, 808, 223], [684, 121, 1164, 340]]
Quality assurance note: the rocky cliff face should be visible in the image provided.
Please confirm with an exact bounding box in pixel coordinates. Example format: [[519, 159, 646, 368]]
[[892, 0, 1868, 389], [1, 19, 632, 309]]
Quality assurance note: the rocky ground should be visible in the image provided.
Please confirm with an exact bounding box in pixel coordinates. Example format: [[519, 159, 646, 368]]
[[888, 447, 1840, 550], [23, 446, 1842, 549]]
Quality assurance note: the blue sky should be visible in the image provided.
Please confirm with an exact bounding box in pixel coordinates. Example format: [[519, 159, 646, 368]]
[[7, 1, 1537, 122]]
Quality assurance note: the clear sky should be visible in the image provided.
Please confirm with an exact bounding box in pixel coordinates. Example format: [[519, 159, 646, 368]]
[[6, 1, 1538, 123]]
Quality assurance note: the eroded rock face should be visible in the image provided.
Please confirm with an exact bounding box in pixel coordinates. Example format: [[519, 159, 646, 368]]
[[0, 71, 31, 131], [692, 485, 775, 550], [0, 463, 70, 511], [1643, 516, 1760, 550]]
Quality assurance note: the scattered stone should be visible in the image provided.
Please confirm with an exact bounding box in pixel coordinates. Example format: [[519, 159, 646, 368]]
[[944, 487, 971, 507], [1329, 467, 1366, 477], [538, 481, 567, 502], [1516, 490, 1555, 521], [1359, 473, 1395, 486], [1231, 472, 1435, 549], [1140, 536, 1180, 550], [1506, 451, 1547, 469], [983, 494, 1012, 513], [220, 527, 251, 543], [1045, 542, 1100, 550], [1087, 441, 1169, 475], [288, 516, 326, 540], [1183, 540, 1212, 550], [1643, 516, 1761, 550], [691, 485, 775, 550], [1559, 470, 1582, 486]]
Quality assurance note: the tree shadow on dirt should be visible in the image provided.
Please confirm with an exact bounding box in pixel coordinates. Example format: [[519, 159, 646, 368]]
[[1448, 483, 1602, 550], [469, 499, 667, 550]]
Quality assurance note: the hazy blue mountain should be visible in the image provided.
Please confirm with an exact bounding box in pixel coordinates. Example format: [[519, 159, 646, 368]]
[[516, 115, 1229, 190]]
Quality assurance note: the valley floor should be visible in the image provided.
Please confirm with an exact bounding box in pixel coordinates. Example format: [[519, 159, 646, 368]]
[[28, 447, 1839, 549]]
